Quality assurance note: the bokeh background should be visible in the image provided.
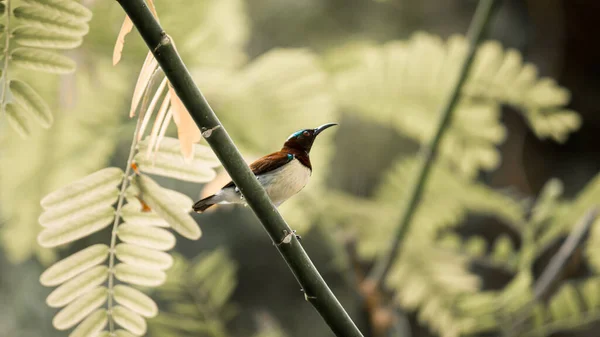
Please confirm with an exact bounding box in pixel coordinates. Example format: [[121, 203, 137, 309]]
[[1, 0, 600, 337]]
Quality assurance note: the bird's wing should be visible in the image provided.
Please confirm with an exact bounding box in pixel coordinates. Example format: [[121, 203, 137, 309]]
[[222, 151, 293, 188]]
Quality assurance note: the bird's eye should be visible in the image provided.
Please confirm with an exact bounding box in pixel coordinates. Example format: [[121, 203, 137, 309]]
[[303, 131, 310, 137]]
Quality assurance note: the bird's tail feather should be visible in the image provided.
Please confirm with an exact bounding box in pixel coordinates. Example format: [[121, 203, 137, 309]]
[[193, 194, 218, 213]]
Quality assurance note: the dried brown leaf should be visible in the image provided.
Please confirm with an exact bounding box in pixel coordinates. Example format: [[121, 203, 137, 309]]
[[112, 16, 133, 66], [129, 52, 158, 117], [167, 83, 201, 161], [146, 91, 171, 158], [138, 77, 168, 141]]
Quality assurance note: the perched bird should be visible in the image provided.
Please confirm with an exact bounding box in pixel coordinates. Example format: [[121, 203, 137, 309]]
[[193, 123, 337, 213]]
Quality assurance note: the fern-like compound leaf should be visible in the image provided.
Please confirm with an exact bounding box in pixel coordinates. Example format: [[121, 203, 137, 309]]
[[133, 174, 201, 240], [112, 305, 148, 336], [40, 244, 110, 286], [113, 284, 159, 318]]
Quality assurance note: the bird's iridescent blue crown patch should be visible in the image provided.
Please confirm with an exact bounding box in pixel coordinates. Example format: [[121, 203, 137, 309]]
[[287, 130, 305, 140]]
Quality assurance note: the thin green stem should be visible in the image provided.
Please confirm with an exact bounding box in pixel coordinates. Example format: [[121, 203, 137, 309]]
[[115, 2, 363, 336], [366, 0, 501, 288], [106, 115, 143, 332], [0, 0, 11, 109]]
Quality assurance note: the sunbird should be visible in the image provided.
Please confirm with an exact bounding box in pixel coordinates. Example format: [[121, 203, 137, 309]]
[[193, 123, 338, 212]]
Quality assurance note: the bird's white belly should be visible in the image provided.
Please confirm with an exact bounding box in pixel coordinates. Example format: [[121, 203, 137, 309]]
[[259, 159, 311, 206]]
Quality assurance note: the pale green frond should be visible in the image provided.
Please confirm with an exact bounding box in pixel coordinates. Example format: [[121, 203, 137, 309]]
[[112, 305, 147, 336], [41, 167, 123, 209], [158, 0, 249, 68], [148, 251, 238, 337], [13, 5, 89, 36], [4, 103, 30, 137], [121, 201, 170, 228], [40, 244, 110, 286], [9, 79, 52, 128], [329, 33, 580, 176], [387, 242, 481, 337], [133, 174, 201, 240], [115, 243, 174, 270], [11, 47, 76, 74], [117, 223, 176, 251], [52, 286, 107, 330], [522, 279, 600, 337], [37, 207, 114, 247], [491, 234, 517, 265], [1, 63, 128, 263], [22, 0, 92, 23], [114, 263, 167, 287], [12, 26, 83, 49], [69, 309, 107, 337], [46, 265, 108, 308], [204, 48, 335, 153], [114, 284, 159, 318]]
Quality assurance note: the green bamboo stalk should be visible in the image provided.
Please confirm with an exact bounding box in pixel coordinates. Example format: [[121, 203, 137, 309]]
[[115, 1, 363, 336], [366, 0, 501, 288]]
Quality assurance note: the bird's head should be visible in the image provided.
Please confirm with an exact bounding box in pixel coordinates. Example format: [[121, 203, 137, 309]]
[[282, 123, 338, 153]]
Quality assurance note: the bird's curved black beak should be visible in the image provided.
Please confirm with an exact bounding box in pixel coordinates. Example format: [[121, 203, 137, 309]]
[[313, 123, 338, 136]]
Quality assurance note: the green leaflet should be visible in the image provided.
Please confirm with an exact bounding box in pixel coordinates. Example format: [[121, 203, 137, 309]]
[[9, 79, 53, 128], [113, 284, 159, 318], [135, 151, 217, 183], [135, 137, 220, 183], [12, 26, 83, 49], [22, 0, 92, 23], [52, 286, 107, 330], [133, 174, 201, 240], [112, 305, 148, 336], [68, 309, 107, 337], [114, 263, 167, 287], [46, 265, 108, 308], [41, 167, 123, 209], [11, 47, 76, 74], [115, 243, 174, 270], [37, 207, 115, 247], [4, 103, 30, 137], [40, 244, 110, 286], [117, 223, 176, 251], [13, 5, 90, 36], [121, 201, 170, 228]]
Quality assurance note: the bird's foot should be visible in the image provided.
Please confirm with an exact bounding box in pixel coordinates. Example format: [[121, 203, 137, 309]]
[[301, 288, 317, 301], [276, 229, 301, 245]]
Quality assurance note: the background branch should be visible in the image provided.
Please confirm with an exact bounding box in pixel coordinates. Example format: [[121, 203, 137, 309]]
[[115, 1, 363, 336], [365, 0, 501, 289]]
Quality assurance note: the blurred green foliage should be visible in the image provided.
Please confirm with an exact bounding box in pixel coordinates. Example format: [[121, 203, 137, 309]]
[[1, 1, 600, 337]]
